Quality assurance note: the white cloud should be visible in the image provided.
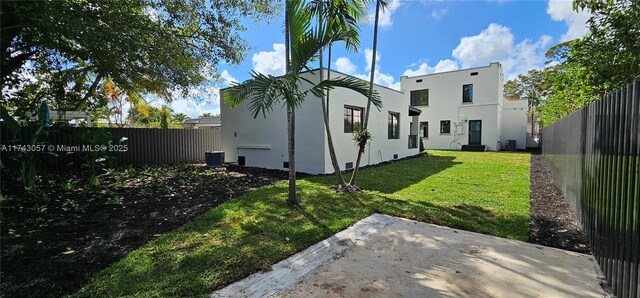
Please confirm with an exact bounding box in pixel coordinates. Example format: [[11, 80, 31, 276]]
[[449, 23, 552, 80], [403, 63, 433, 77], [433, 59, 459, 73], [546, 0, 592, 41], [364, 48, 381, 71], [452, 23, 514, 68], [431, 8, 448, 20], [252, 43, 286, 76], [351, 49, 400, 90], [220, 69, 237, 85], [501, 35, 553, 80], [334, 57, 357, 74], [372, 0, 402, 28], [402, 59, 459, 77]]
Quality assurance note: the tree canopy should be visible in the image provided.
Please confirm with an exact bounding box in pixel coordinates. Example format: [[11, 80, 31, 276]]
[[1, 0, 277, 116], [504, 0, 639, 127]]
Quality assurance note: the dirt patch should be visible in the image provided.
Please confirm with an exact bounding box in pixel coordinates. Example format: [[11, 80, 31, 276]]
[[0, 164, 289, 298], [529, 153, 590, 253]]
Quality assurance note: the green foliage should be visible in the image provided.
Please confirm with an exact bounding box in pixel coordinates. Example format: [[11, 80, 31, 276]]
[[537, 62, 598, 127], [159, 106, 172, 129], [1, 0, 278, 115], [172, 113, 189, 123], [352, 127, 372, 153], [506, 0, 640, 127]]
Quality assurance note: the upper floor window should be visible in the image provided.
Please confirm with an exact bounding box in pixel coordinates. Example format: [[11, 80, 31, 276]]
[[344, 105, 363, 133], [410, 89, 429, 106], [463, 84, 473, 103], [440, 120, 451, 134], [388, 112, 400, 139]]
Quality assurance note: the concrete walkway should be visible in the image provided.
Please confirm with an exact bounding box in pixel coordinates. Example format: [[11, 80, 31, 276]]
[[212, 214, 606, 298]]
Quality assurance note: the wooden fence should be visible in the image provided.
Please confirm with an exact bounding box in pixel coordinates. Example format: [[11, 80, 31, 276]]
[[1, 126, 221, 169], [542, 79, 639, 298]]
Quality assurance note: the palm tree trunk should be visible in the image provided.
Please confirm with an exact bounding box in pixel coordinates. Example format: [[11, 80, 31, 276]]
[[350, 0, 380, 186], [317, 6, 348, 188], [285, 1, 298, 205]]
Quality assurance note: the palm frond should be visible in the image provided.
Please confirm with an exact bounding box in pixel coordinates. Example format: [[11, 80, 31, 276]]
[[306, 76, 383, 110]]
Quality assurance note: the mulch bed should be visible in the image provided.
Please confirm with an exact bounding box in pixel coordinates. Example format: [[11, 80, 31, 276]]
[[0, 164, 289, 298], [529, 153, 590, 254]]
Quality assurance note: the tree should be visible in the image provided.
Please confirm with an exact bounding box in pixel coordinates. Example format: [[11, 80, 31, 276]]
[[310, 0, 367, 190], [173, 113, 189, 123], [200, 113, 214, 118], [349, 0, 388, 186], [1, 0, 277, 113], [225, 0, 381, 205], [159, 106, 172, 129], [572, 0, 640, 93]]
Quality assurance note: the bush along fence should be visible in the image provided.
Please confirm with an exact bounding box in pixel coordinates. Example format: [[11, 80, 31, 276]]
[[542, 78, 639, 298], [0, 126, 222, 171]]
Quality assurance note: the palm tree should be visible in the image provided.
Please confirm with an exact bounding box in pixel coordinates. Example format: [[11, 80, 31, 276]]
[[349, 0, 388, 186], [172, 113, 189, 123], [310, 0, 367, 190], [200, 112, 214, 118], [225, 0, 381, 205], [159, 106, 172, 128]]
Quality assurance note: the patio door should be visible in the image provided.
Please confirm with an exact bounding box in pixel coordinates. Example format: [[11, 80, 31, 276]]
[[468, 120, 482, 145]]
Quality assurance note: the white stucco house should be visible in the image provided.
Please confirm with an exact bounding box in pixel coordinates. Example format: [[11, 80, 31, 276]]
[[220, 62, 531, 174], [401, 62, 529, 151], [221, 69, 421, 174]]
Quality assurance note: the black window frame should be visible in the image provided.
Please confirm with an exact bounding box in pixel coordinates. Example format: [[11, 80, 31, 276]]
[[344, 105, 363, 133], [410, 89, 429, 106], [388, 112, 400, 139], [463, 84, 473, 103], [440, 120, 451, 134], [420, 121, 429, 138]]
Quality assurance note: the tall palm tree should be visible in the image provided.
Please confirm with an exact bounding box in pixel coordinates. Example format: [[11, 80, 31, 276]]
[[172, 113, 189, 123], [349, 0, 388, 186], [225, 0, 382, 205], [310, 0, 366, 190]]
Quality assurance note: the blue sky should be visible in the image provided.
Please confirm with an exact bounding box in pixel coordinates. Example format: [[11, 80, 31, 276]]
[[165, 0, 592, 118]]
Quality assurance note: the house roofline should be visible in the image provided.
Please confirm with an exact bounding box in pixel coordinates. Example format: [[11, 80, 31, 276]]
[[400, 62, 502, 80], [220, 68, 404, 95]]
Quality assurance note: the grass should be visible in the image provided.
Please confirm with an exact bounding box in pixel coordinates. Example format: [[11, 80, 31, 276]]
[[72, 150, 530, 297]]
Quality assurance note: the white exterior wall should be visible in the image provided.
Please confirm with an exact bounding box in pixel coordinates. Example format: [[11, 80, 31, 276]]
[[501, 98, 528, 149], [400, 62, 504, 151], [221, 70, 419, 174], [220, 74, 326, 174], [324, 70, 419, 172]]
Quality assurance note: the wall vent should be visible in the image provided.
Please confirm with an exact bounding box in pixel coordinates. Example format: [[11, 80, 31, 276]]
[[416, 79, 423, 83], [283, 161, 289, 168], [238, 156, 246, 166], [345, 162, 354, 169], [393, 154, 398, 159], [470, 72, 479, 76]]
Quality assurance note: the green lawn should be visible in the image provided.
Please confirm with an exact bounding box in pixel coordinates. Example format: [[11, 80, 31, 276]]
[[72, 150, 530, 297]]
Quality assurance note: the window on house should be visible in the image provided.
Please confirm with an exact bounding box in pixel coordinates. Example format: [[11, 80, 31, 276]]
[[344, 105, 363, 133], [388, 112, 400, 139], [420, 122, 428, 138], [410, 89, 429, 106], [440, 120, 451, 134], [463, 84, 473, 103]]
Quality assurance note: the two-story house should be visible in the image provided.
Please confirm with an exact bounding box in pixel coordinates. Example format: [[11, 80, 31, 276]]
[[401, 62, 528, 151]]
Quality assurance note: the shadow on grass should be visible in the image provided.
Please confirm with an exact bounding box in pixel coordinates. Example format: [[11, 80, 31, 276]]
[[72, 180, 528, 297], [314, 154, 460, 194]]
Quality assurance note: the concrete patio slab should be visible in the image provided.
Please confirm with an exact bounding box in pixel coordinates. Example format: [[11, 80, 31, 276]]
[[212, 214, 606, 298]]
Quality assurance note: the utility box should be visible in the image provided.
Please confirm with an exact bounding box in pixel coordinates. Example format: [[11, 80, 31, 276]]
[[506, 140, 517, 151], [205, 151, 225, 167]]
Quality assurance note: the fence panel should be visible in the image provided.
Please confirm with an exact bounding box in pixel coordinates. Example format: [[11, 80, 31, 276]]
[[542, 79, 639, 298], [0, 126, 221, 169]]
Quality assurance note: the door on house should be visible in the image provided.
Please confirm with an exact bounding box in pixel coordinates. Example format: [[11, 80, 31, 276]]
[[469, 120, 482, 145]]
